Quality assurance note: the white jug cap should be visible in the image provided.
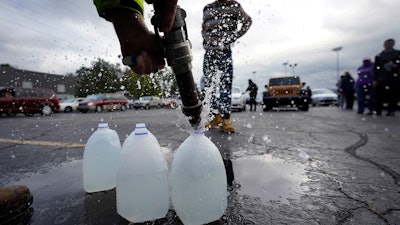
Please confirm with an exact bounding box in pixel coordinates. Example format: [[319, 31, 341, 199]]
[[98, 123, 109, 128], [135, 123, 146, 128], [135, 123, 148, 135]]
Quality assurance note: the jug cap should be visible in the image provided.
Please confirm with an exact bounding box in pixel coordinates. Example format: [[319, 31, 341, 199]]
[[134, 123, 148, 135], [135, 123, 146, 128], [98, 123, 109, 129]]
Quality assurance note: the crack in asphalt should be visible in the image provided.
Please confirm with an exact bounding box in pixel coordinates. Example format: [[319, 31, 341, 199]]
[[240, 124, 400, 224], [337, 130, 400, 224], [344, 131, 400, 186], [0, 143, 18, 150], [338, 187, 390, 224]]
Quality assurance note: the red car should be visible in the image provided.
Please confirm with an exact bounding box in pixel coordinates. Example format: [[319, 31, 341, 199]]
[[0, 87, 60, 116], [77, 93, 129, 113]]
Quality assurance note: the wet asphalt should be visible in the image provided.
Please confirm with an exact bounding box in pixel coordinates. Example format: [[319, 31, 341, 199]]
[[0, 106, 400, 225]]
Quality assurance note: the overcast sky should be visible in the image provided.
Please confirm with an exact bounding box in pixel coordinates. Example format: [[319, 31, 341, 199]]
[[1, 0, 399, 91]]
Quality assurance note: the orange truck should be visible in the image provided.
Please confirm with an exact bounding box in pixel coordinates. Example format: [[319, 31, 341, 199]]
[[262, 76, 309, 111]]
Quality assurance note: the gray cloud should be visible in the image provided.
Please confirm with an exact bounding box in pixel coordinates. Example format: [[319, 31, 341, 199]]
[[1, 0, 399, 90]]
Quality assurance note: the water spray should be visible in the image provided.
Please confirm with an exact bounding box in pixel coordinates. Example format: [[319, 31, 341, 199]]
[[124, 4, 202, 128]]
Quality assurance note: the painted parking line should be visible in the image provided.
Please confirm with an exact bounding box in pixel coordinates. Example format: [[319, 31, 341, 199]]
[[0, 138, 85, 148]]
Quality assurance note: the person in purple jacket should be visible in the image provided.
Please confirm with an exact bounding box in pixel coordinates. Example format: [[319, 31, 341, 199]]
[[355, 57, 375, 115]]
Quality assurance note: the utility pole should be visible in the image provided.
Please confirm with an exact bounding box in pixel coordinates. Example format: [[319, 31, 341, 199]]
[[282, 61, 289, 75], [289, 63, 297, 75], [332, 46, 343, 82]]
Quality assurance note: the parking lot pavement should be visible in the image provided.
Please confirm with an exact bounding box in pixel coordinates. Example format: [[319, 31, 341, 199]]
[[1, 107, 400, 224]]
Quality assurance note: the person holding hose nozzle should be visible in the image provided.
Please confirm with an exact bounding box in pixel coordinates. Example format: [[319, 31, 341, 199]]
[[93, 0, 177, 74], [202, 0, 252, 133], [94, 0, 202, 127]]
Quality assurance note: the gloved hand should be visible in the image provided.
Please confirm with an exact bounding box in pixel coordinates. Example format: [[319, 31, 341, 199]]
[[108, 0, 178, 74], [384, 61, 393, 71], [146, 0, 177, 33]]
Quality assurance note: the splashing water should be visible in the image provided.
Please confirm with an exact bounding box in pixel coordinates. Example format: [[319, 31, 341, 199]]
[[199, 71, 222, 131], [297, 148, 310, 161], [262, 135, 272, 144], [247, 134, 255, 143]]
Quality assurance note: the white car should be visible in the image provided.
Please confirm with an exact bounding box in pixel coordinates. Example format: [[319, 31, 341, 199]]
[[133, 96, 162, 110], [311, 88, 338, 106], [231, 86, 246, 112], [60, 97, 85, 112]]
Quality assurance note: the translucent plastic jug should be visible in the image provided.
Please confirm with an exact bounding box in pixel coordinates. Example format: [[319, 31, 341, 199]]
[[171, 130, 227, 225], [116, 123, 169, 223], [83, 123, 121, 193]]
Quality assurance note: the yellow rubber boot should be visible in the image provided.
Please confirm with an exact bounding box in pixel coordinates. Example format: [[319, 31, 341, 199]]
[[220, 119, 235, 133], [205, 114, 222, 129]]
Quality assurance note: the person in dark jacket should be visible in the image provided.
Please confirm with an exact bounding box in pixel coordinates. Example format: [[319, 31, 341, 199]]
[[373, 38, 400, 116], [306, 86, 312, 105], [336, 75, 345, 108], [340, 72, 355, 110], [355, 57, 375, 115], [246, 79, 258, 111]]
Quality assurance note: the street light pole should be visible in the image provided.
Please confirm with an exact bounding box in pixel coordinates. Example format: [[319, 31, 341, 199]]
[[282, 61, 288, 75], [332, 46, 343, 82], [289, 63, 297, 75]]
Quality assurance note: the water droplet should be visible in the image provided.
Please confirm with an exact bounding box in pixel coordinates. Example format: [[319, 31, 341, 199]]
[[297, 148, 310, 161], [262, 135, 271, 143]]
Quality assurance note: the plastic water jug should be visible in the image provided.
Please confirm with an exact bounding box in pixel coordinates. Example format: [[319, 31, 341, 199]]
[[116, 123, 169, 223], [83, 123, 121, 193], [171, 130, 227, 225]]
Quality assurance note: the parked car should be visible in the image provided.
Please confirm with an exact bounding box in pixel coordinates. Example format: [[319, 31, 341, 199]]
[[77, 93, 129, 113], [311, 88, 338, 106], [128, 98, 135, 109], [162, 98, 179, 109], [133, 96, 162, 110], [114, 91, 135, 109], [59, 97, 85, 112], [0, 87, 60, 116], [231, 86, 246, 112], [57, 94, 75, 101]]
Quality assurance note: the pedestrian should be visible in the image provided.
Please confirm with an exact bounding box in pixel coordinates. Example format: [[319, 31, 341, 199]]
[[202, 0, 252, 133], [355, 57, 375, 115], [373, 38, 400, 116], [246, 79, 258, 111], [340, 72, 355, 110], [336, 75, 345, 108], [306, 86, 312, 105], [93, 0, 178, 75]]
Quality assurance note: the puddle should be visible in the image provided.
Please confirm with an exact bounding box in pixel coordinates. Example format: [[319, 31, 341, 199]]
[[6, 146, 175, 203], [7, 160, 84, 202], [5, 151, 309, 224], [233, 154, 308, 204]]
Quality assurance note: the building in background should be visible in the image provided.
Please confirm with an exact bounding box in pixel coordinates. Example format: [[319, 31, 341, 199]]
[[0, 65, 76, 99]]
